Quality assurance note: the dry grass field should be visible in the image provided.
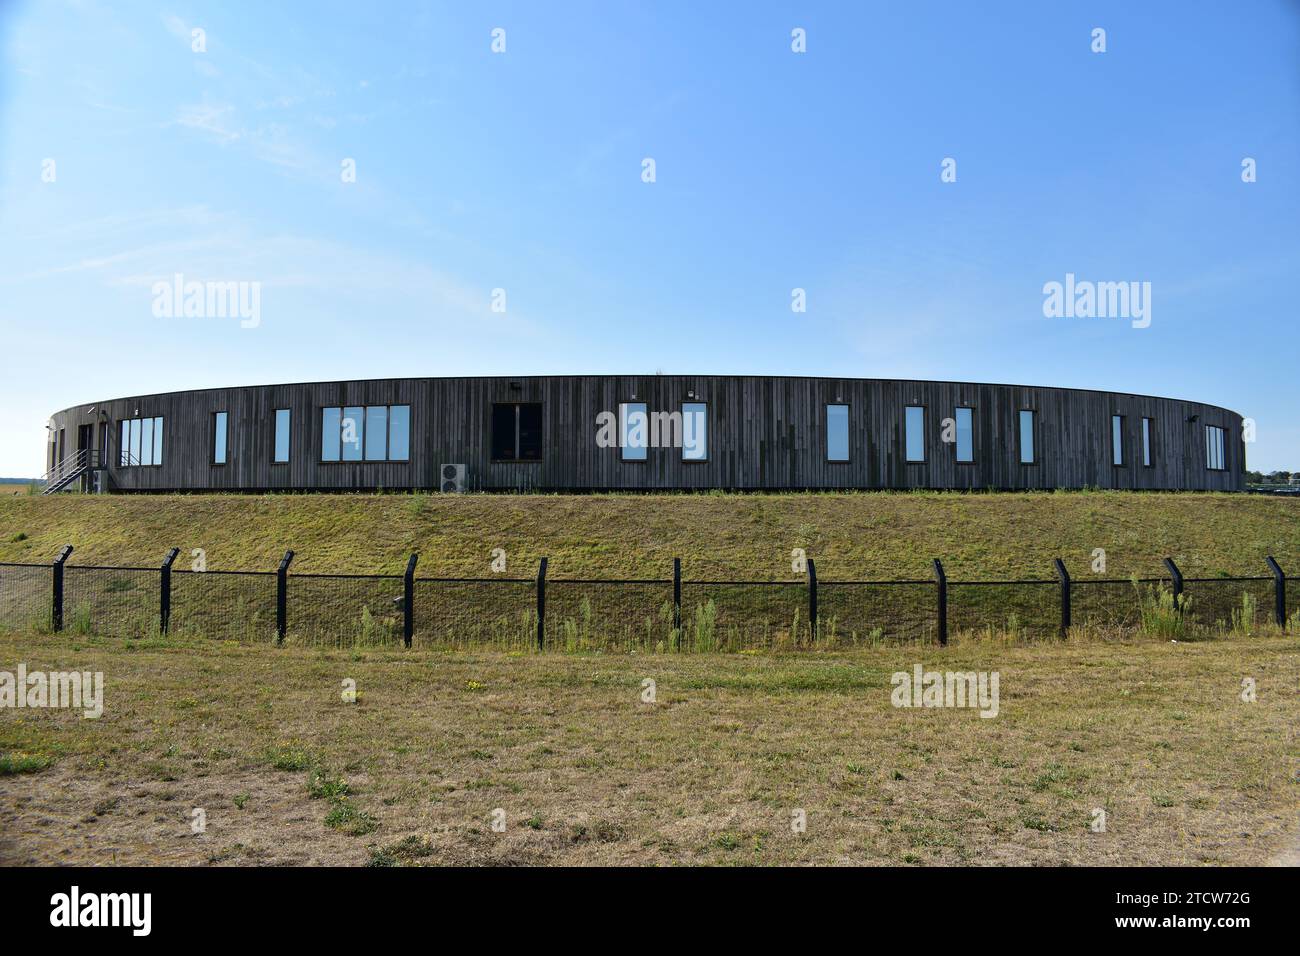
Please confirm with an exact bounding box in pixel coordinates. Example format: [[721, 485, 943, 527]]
[[1, 628, 1297, 866]]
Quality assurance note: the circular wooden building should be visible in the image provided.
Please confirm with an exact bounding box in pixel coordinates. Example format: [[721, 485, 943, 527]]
[[44, 375, 1243, 493]]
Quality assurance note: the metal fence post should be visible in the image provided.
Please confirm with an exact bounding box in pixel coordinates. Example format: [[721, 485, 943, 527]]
[[1265, 556, 1286, 629], [536, 557, 548, 651], [160, 547, 180, 635], [1053, 558, 1071, 638], [672, 558, 681, 632], [932, 558, 947, 646], [52, 545, 73, 633], [806, 558, 818, 642], [276, 550, 295, 645], [403, 553, 419, 647], [1163, 557, 1183, 612]]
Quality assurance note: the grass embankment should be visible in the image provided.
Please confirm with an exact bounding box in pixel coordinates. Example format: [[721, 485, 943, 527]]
[[0, 630, 1296, 866], [1, 491, 1297, 579]]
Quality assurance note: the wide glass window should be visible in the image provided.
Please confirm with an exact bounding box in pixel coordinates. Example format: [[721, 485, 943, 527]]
[[1019, 410, 1035, 464], [621, 402, 648, 461], [274, 409, 290, 463], [682, 403, 708, 461], [321, 407, 341, 462], [117, 416, 163, 467], [1112, 415, 1124, 466], [955, 407, 973, 463], [213, 411, 228, 464], [491, 403, 542, 461], [905, 406, 925, 463], [1141, 417, 1153, 467], [320, 405, 410, 462], [1206, 425, 1225, 471], [826, 404, 848, 462]]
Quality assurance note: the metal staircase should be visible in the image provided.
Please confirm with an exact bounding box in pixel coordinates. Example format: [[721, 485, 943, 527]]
[[41, 448, 104, 495]]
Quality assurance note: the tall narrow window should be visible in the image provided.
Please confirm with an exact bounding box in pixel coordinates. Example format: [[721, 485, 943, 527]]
[[389, 405, 411, 461], [491, 403, 541, 461], [620, 402, 648, 461], [120, 420, 130, 467], [1019, 410, 1036, 464], [341, 406, 364, 461], [1111, 414, 1124, 466], [1206, 425, 1226, 471], [365, 406, 389, 461], [129, 417, 142, 466], [1141, 417, 1153, 467], [905, 406, 925, 463], [683, 402, 707, 461], [321, 407, 341, 461], [274, 409, 291, 463], [139, 416, 154, 467], [955, 407, 973, 463], [213, 411, 228, 465], [153, 416, 164, 466], [826, 404, 849, 462]]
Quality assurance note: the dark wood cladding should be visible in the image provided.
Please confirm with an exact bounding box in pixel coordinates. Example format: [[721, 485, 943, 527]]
[[48, 376, 1245, 492]]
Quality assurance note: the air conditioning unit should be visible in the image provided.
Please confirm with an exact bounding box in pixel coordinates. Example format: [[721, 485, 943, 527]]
[[440, 463, 466, 493]]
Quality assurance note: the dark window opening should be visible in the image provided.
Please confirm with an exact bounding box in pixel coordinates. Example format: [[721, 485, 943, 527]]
[[493, 402, 542, 461]]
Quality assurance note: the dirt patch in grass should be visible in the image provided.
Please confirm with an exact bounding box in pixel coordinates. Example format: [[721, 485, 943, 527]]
[[1, 630, 1296, 866]]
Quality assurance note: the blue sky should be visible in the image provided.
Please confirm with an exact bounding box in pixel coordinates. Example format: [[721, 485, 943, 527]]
[[1, 0, 1296, 476]]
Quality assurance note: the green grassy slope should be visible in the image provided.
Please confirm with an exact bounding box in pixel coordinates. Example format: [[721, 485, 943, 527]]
[[0, 491, 1296, 581]]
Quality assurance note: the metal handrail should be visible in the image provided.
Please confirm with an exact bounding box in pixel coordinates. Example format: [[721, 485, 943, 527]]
[[42, 447, 90, 484]]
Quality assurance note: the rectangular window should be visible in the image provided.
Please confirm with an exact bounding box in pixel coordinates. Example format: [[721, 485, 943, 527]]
[[1111, 414, 1124, 466], [905, 406, 925, 463], [139, 416, 154, 467], [341, 406, 363, 461], [621, 402, 648, 461], [321, 407, 341, 462], [491, 403, 542, 461], [213, 411, 228, 464], [826, 404, 849, 462], [365, 406, 388, 461], [320, 405, 410, 462], [1019, 410, 1035, 464], [683, 402, 708, 461], [274, 409, 291, 463], [117, 416, 164, 467], [389, 405, 410, 461], [1206, 425, 1226, 471], [955, 407, 973, 463], [1141, 417, 1153, 467]]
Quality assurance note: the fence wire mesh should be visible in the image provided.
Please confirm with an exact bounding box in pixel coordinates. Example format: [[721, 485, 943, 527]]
[[948, 581, 1060, 639], [818, 581, 937, 645], [286, 574, 406, 647], [1182, 577, 1276, 633], [413, 579, 536, 650], [678, 581, 808, 651], [546, 580, 673, 652], [63, 566, 158, 638], [0, 563, 52, 633], [169, 570, 277, 642]]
